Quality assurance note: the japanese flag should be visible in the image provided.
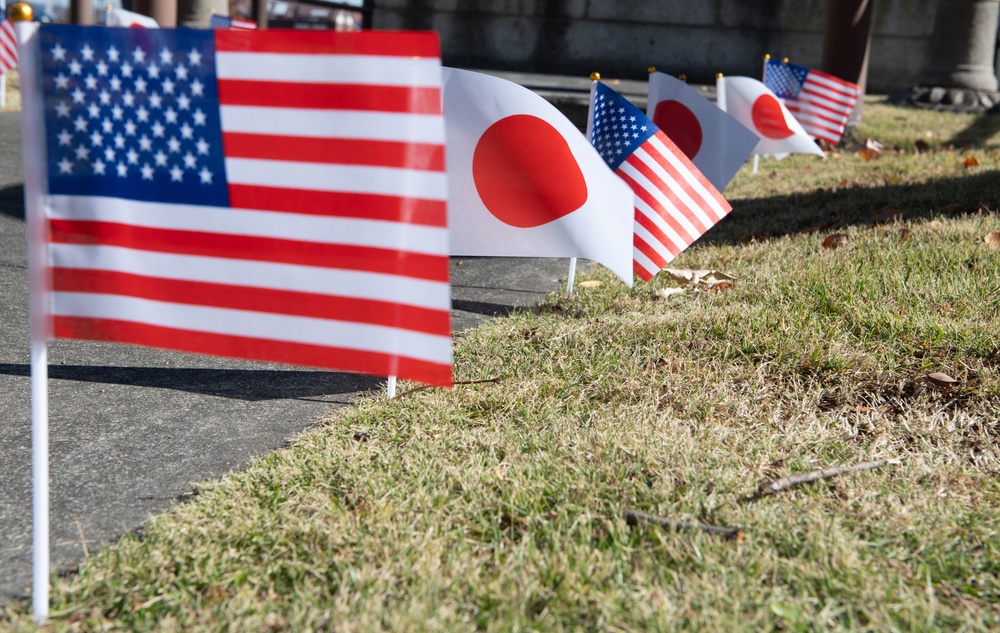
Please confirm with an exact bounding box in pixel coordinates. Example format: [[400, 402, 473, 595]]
[[106, 8, 160, 28], [646, 72, 758, 191], [716, 75, 825, 158], [442, 68, 635, 285]]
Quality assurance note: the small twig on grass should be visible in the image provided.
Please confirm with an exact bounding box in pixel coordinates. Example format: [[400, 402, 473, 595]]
[[392, 377, 502, 400], [73, 518, 89, 557], [757, 458, 902, 497], [623, 510, 744, 541]]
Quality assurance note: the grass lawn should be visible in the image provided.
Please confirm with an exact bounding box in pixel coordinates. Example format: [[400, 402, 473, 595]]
[[2, 97, 1000, 631]]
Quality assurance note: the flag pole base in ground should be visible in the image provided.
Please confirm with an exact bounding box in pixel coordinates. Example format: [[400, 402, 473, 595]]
[[566, 257, 577, 295], [30, 339, 49, 623], [387, 375, 396, 399], [752, 154, 759, 174]]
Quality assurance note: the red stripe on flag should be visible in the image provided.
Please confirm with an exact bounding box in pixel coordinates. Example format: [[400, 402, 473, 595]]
[[619, 170, 696, 246], [797, 96, 852, 122], [222, 132, 446, 171], [49, 220, 451, 282], [0, 19, 16, 74], [633, 260, 651, 280], [217, 79, 443, 114], [53, 316, 453, 386], [625, 156, 711, 234], [51, 268, 451, 336], [633, 234, 669, 278], [633, 207, 685, 258], [806, 69, 860, 95], [650, 131, 731, 213], [226, 185, 447, 227], [214, 29, 441, 58]]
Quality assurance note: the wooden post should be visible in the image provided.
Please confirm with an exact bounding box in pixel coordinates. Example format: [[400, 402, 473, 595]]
[[820, 0, 872, 123]]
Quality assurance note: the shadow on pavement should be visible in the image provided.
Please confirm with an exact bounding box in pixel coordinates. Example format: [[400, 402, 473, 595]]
[[0, 363, 382, 400]]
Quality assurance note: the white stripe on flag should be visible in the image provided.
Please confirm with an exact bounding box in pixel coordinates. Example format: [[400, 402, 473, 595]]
[[803, 82, 856, 107], [51, 244, 452, 309], [633, 220, 678, 264], [633, 194, 694, 250], [621, 157, 711, 234], [52, 293, 453, 363], [224, 158, 449, 201], [632, 244, 660, 280], [219, 105, 446, 144], [645, 136, 728, 220], [216, 52, 443, 87], [48, 196, 449, 254]]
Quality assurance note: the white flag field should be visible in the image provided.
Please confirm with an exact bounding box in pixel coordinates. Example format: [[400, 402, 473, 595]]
[[442, 67, 635, 285], [716, 75, 825, 158]]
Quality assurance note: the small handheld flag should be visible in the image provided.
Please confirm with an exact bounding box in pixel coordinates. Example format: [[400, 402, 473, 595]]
[[763, 58, 860, 145], [589, 81, 732, 281]]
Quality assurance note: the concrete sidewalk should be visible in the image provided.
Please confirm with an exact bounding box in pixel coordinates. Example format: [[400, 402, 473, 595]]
[[0, 104, 579, 606]]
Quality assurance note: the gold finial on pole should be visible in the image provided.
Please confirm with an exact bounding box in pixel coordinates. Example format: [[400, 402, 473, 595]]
[[783, 57, 789, 63], [589, 71, 601, 81], [716, 72, 724, 78], [8, 1, 34, 21], [647, 66, 656, 74], [678, 74, 687, 82]]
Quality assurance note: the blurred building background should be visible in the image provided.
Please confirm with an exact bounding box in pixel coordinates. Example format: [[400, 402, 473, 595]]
[[374, 0, 938, 94], [25, 0, 1000, 96]]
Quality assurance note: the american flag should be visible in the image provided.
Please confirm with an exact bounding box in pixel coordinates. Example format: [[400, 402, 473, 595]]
[[589, 82, 731, 281], [209, 14, 258, 30], [0, 18, 16, 75], [763, 59, 860, 144], [32, 24, 452, 386]]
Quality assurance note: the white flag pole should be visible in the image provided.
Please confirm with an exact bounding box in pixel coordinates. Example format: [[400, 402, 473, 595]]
[[567, 73, 602, 296], [14, 11, 49, 622], [387, 375, 396, 399]]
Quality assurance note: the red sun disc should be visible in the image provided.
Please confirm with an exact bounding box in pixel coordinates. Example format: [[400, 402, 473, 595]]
[[750, 94, 795, 139], [472, 114, 588, 228], [652, 100, 703, 160]]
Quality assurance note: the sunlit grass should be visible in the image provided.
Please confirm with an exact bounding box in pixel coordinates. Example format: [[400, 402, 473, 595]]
[[2, 100, 999, 632]]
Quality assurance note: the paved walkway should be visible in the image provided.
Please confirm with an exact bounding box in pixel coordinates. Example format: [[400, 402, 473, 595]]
[[0, 107, 578, 605]]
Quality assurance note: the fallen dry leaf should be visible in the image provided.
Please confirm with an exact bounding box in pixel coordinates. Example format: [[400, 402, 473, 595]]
[[706, 281, 733, 292], [654, 287, 685, 300], [985, 231, 1000, 248], [856, 147, 879, 161], [663, 268, 736, 286], [854, 138, 884, 161], [926, 372, 960, 387], [822, 233, 848, 250], [926, 220, 943, 230], [963, 155, 980, 168], [578, 280, 602, 289], [914, 139, 930, 153]]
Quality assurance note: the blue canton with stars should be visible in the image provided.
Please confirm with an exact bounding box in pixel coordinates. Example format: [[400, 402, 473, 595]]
[[763, 59, 808, 101], [589, 81, 657, 171], [40, 24, 229, 207]]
